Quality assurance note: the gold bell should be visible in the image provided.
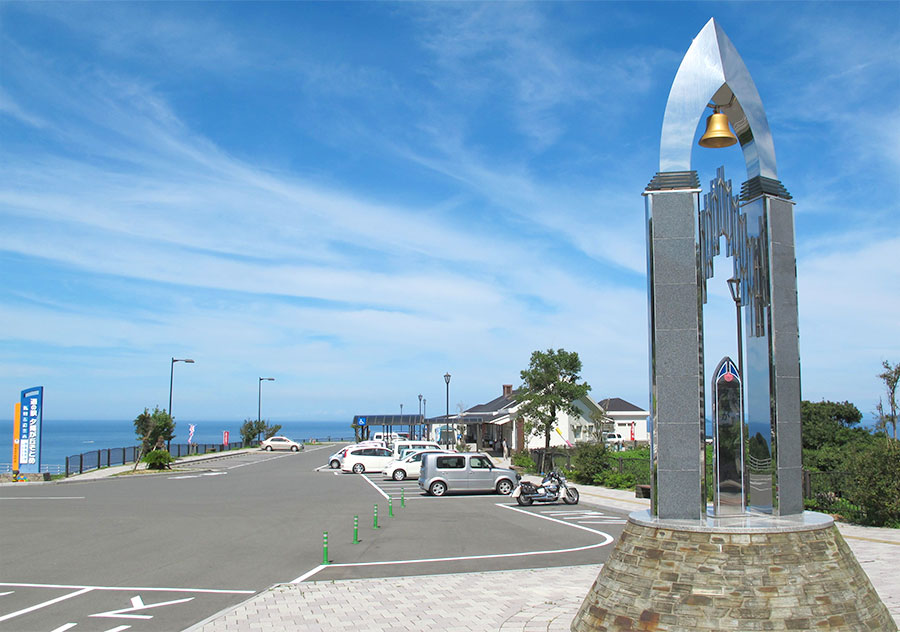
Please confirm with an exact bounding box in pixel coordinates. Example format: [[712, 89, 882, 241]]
[[699, 110, 738, 148]]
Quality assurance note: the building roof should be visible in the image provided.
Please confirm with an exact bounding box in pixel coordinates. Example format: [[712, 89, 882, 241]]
[[598, 397, 646, 413]]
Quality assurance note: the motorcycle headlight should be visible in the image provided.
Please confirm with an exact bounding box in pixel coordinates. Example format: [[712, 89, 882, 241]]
[[516, 473, 522, 481]]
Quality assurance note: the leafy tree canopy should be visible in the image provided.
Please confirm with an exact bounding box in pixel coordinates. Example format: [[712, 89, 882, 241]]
[[134, 406, 175, 453], [239, 418, 282, 445], [516, 348, 590, 451], [801, 400, 874, 471]]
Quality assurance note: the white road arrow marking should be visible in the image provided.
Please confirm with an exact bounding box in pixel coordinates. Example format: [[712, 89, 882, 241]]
[[91, 595, 194, 619]]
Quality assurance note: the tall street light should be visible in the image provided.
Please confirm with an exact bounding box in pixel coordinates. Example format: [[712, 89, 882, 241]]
[[418, 394, 423, 439], [444, 372, 451, 450], [258, 377, 275, 444], [726, 278, 744, 380], [423, 398, 427, 441], [169, 358, 194, 451], [169, 358, 195, 421]]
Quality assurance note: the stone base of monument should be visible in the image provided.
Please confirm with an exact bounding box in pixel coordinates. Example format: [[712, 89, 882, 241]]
[[571, 510, 895, 632]]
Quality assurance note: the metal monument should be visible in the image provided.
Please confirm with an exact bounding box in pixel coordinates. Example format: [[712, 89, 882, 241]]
[[644, 17, 800, 520], [572, 18, 895, 631]]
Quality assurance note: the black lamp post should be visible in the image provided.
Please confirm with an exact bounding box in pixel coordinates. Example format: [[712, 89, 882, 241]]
[[726, 278, 743, 380], [418, 394, 423, 439], [444, 372, 451, 449], [258, 377, 275, 444], [169, 358, 194, 450]]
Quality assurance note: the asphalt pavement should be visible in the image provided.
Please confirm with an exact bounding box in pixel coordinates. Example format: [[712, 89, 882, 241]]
[[3, 450, 897, 632]]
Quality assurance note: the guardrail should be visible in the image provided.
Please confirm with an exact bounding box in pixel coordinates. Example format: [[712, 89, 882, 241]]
[[0, 463, 64, 475]]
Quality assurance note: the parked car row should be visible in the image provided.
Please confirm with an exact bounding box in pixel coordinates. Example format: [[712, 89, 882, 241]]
[[324, 439, 519, 497]]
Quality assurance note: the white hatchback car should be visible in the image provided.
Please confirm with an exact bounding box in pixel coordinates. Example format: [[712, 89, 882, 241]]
[[260, 436, 303, 452], [382, 449, 451, 481], [341, 446, 394, 474]]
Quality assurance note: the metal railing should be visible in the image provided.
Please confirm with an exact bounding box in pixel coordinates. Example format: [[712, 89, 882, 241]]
[[0, 463, 63, 475]]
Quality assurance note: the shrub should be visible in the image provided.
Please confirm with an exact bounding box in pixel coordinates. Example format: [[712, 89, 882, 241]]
[[511, 450, 536, 472], [843, 438, 900, 527], [571, 442, 609, 484], [594, 470, 636, 489], [143, 449, 174, 470]]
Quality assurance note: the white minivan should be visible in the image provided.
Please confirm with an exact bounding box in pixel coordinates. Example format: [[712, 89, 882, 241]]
[[390, 440, 443, 459]]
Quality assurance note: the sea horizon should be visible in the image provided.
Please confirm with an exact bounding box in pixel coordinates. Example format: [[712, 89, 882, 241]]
[[2, 419, 357, 468]]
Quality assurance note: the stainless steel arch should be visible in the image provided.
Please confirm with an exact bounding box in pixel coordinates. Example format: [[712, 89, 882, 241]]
[[660, 18, 777, 180]]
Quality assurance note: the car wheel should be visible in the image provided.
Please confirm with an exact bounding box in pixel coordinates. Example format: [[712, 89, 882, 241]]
[[291, 445, 299, 452], [516, 494, 534, 506], [330, 459, 340, 469], [563, 488, 580, 505], [265, 446, 273, 451], [392, 469, 406, 481], [352, 463, 365, 474], [429, 481, 447, 496], [496, 479, 514, 495]]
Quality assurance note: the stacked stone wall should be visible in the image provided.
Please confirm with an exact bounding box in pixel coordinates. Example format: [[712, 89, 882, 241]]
[[571, 520, 895, 631]]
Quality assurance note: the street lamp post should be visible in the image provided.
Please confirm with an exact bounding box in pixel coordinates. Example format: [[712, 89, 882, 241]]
[[258, 377, 275, 444], [444, 372, 451, 450], [418, 394, 423, 439], [168, 358, 194, 451], [726, 278, 744, 380], [423, 398, 427, 441]]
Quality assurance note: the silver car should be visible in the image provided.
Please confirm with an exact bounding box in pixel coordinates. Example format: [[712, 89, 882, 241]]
[[418, 452, 519, 496]]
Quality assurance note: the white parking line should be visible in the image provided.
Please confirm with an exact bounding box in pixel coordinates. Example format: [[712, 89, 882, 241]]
[[49, 624, 78, 632], [357, 473, 390, 499], [0, 582, 254, 595], [0, 587, 93, 623], [0, 497, 85, 500]]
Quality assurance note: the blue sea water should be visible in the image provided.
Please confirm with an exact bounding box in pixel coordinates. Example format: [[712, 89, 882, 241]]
[[1, 419, 354, 468]]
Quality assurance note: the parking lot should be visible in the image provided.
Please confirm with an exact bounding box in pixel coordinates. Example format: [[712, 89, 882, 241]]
[[0, 446, 628, 631]]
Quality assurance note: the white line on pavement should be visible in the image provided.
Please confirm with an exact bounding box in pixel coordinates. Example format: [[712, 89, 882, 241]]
[[498, 503, 619, 538], [0, 591, 13, 596], [357, 474, 390, 499], [0, 497, 85, 500], [0, 587, 93, 623], [0, 583, 254, 594], [227, 452, 297, 469], [49, 624, 78, 632], [103, 626, 131, 632]]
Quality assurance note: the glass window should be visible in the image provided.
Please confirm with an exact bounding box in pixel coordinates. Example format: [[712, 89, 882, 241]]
[[436, 456, 465, 469], [470, 456, 491, 469], [376, 448, 391, 457]]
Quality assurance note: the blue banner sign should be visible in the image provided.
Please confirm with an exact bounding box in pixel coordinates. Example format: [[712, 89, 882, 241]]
[[18, 386, 44, 474]]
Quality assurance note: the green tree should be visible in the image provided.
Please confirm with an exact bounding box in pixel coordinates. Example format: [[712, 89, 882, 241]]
[[239, 418, 282, 445], [843, 437, 900, 527], [516, 348, 591, 452], [801, 400, 871, 471], [876, 360, 899, 440], [134, 406, 175, 453]]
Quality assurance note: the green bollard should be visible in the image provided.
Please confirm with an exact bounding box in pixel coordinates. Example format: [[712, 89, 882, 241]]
[[323, 531, 329, 565], [401, 488, 405, 508], [353, 515, 359, 544], [373, 503, 379, 529], [389, 496, 393, 517]]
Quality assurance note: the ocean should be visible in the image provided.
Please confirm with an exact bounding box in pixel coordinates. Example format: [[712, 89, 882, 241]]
[[1, 419, 355, 468]]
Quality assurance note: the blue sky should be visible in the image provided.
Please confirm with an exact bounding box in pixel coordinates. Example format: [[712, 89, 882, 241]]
[[1, 2, 897, 424]]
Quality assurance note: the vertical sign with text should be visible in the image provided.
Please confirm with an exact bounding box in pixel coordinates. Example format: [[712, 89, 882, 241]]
[[223, 430, 229, 446], [18, 387, 44, 474]]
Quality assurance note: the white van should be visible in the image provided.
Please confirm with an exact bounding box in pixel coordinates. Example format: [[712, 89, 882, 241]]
[[371, 432, 409, 443], [391, 440, 443, 459]]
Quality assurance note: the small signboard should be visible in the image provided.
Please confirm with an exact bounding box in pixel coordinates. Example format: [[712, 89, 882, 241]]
[[223, 430, 230, 445], [358, 417, 367, 427], [18, 386, 44, 474]]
